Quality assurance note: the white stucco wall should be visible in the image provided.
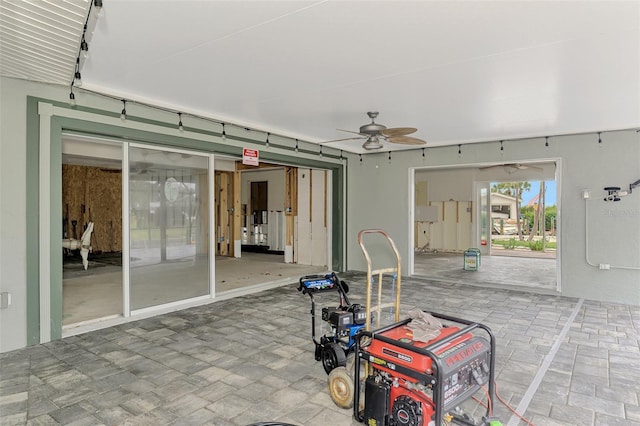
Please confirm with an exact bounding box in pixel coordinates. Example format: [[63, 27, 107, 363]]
[[0, 78, 30, 352], [346, 132, 640, 305]]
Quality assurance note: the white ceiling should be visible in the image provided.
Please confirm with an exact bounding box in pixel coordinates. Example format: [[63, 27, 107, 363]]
[[3, 1, 639, 154]]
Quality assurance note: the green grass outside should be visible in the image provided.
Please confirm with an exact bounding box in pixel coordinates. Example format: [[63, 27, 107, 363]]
[[492, 238, 556, 250]]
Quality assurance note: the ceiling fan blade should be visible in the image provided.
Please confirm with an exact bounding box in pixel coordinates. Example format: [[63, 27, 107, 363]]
[[319, 136, 365, 144], [387, 135, 426, 145], [382, 127, 417, 137], [337, 128, 366, 136]]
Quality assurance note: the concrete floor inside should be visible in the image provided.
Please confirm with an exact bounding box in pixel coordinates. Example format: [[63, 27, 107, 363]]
[[413, 250, 557, 293], [62, 250, 557, 327], [62, 252, 327, 326]]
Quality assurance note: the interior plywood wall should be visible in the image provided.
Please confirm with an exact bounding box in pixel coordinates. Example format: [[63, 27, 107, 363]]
[[62, 164, 122, 252]]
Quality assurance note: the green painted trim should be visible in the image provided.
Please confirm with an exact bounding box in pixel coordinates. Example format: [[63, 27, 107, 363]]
[[332, 164, 344, 271], [27, 97, 347, 342], [50, 120, 63, 340], [26, 98, 40, 346]]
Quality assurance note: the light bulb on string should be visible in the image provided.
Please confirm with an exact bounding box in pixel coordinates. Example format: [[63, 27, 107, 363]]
[[340, 150, 343, 161], [221, 123, 226, 141], [295, 139, 299, 153], [93, 0, 103, 13], [388, 151, 392, 163], [545, 137, 549, 151], [422, 148, 425, 160], [69, 86, 76, 107], [74, 58, 82, 86], [265, 132, 270, 148], [178, 112, 184, 132], [458, 144, 462, 157], [359, 154, 363, 165], [120, 99, 127, 121], [598, 132, 602, 146], [500, 141, 504, 156], [319, 145, 323, 157], [80, 37, 89, 58]]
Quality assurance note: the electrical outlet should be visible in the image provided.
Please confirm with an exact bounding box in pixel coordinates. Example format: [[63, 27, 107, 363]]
[[598, 263, 610, 270], [0, 292, 10, 309]]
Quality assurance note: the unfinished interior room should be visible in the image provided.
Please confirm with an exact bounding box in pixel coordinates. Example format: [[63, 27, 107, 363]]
[[1, 1, 638, 426]]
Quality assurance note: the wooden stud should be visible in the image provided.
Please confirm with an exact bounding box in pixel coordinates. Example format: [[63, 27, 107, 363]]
[[232, 170, 242, 256]]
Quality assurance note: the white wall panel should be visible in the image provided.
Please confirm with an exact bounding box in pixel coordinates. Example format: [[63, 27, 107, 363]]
[[311, 169, 327, 267], [297, 169, 312, 265]]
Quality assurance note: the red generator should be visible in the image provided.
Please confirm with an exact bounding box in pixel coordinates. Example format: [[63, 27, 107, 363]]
[[353, 311, 496, 426]]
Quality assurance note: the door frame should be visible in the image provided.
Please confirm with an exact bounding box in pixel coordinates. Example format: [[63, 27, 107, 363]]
[[28, 97, 346, 344]]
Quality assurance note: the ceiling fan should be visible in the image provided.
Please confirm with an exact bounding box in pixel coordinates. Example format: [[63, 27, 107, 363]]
[[322, 111, 426, 150], [479, 163, 543, 174]]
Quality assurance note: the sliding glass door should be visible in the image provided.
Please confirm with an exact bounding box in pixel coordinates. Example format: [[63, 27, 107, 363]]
[[129, 146, 210, 311]]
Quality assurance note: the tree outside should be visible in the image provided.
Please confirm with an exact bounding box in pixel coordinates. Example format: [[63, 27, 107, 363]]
[[492, 180, 557, 252]]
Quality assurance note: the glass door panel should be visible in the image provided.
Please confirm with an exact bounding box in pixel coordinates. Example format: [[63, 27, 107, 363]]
[[476, 182, 491, 255], [62, 138, 123, 324], [129, 146, 210, 310]]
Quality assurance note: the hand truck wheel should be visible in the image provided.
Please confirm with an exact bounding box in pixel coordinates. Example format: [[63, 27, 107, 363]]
[[328, 366, 354, 409], [321, 342, 346, 374]]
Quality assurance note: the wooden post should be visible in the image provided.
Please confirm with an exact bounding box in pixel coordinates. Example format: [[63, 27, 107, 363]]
[[285, 167, 297, 263], [232, 170, 242, 257], [218, 172, 229, 255]]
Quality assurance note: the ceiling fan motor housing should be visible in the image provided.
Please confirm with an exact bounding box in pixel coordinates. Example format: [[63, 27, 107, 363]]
[[360, 111, 387, 135]]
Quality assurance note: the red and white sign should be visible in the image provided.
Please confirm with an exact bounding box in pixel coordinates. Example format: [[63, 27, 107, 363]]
[[242, 148, 259, 166]]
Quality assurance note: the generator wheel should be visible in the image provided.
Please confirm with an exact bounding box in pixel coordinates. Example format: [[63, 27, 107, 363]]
[[321, 342, 346, 374], [328, 366, 354, 409]]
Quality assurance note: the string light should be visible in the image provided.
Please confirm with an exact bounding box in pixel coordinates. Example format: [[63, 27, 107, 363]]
[[69, 86, 76, 107], [120, 99, 127, 121], [74, 58, 82, 86], [265, 132, 270, 147], [70, 67, 630, 162], [177, 112, 183, 132], [388, 151, 392, 163], [319, 145, 323, 157], [80, 37, 88, 56]]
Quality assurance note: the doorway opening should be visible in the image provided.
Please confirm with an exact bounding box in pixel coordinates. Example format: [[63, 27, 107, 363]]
[[490, 179, 557, 261], [62, 138, 123, 326], [411, 163, 559, 292]]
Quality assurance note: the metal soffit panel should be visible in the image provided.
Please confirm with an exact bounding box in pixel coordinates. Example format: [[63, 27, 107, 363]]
[[0, 0, 89, 84]]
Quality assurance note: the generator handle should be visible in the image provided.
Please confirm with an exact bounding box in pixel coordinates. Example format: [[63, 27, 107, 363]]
[[353, 332, 366, 422], [426, 311, 497, 415]]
